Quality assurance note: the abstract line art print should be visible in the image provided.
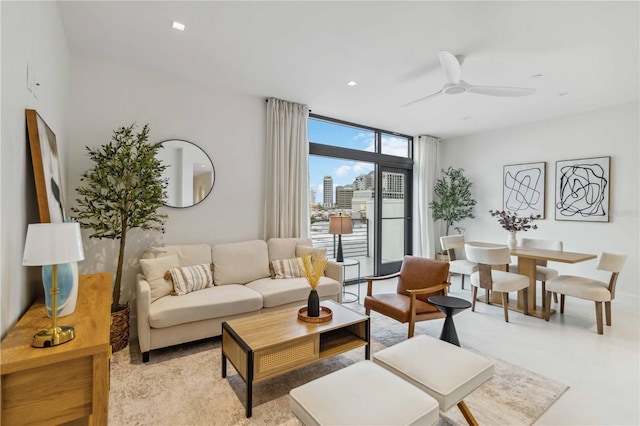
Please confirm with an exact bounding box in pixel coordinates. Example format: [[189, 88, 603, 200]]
[[503, 162, 546, 218], [555, 156, 610, 222]]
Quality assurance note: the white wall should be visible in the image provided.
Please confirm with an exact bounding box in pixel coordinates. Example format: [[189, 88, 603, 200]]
[[439, 102, 639, 297], [1, 2, 70, 338], [66, 55, 266, 305]]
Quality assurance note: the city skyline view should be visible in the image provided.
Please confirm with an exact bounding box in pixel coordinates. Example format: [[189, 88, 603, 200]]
[[308, 118, 409, 203]]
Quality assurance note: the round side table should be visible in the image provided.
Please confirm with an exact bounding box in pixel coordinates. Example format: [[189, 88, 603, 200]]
[[427, 295, 472, 347]]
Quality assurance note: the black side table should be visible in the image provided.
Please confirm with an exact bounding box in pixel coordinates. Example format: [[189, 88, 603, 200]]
[[428, 295, 472, 347]]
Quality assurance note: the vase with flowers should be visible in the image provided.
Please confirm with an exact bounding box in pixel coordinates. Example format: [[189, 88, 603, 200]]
[[489, 210, 541, 249], [300, 251, 328, 317]]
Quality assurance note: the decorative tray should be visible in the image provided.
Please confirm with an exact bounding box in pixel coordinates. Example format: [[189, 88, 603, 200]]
[[298, 306, 333, 323]]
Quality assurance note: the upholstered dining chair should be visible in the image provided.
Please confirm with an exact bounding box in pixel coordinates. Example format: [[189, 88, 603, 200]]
[[364, 256, 451, 338], [464, 243, 529, 322], [545, 252, 627, 335], [508, 238, 563, 308], [440, 235, 478, 290]]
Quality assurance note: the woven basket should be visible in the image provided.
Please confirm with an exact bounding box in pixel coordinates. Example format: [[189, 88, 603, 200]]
[[435, 253, 450, 262], [110, 302, 130, 353]]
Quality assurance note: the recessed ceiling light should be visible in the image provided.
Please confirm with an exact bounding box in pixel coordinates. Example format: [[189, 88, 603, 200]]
[[558, 92, 569, 97], [532, 74, 544, 79], [346, 81, 358, 87], [172, 21, 186, 31]]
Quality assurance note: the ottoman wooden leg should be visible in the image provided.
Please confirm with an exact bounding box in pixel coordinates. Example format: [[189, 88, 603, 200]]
[[457, 400, 479, 426]]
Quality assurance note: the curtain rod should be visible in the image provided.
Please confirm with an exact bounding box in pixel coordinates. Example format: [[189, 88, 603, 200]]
[[265, 98, 311, 112]]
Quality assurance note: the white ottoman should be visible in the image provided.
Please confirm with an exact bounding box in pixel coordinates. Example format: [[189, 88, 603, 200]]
[[289, 360, 440, 425], [373, 335, 494, 426]]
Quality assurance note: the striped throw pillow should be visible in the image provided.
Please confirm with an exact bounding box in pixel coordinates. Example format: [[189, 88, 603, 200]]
[[271, 258, 304, 279], [168, 264, 213, 295]]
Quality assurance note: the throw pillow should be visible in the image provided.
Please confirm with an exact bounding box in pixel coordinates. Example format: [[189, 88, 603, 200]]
[[168, 264, 213, 295], [271, 258, 304, 279], [140, 254, 180, 302], [295, 244, 327, 260]]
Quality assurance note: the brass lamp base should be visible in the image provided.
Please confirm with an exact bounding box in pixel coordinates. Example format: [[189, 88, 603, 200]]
[[32, 326, 75, 348]]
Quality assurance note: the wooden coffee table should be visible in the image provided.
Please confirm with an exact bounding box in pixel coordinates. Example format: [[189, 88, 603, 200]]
[[221, 300, 370, 417]]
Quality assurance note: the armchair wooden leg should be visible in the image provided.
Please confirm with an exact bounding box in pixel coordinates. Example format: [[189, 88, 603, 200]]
[[560, 294, 565, 313], [553, 292, 558, 303], [457, 400, 479, 426], [408, 321, 415, 338], [461, 274, 465, 289], [365, 307, 370, 315], [522, 288, 528, 316], [541, 282, 546, 308], [486, 289, 491, 305], [605, 301, 612, 326], [471, 286, 477, 312], [545, 291, 552, 321], [595, 302, 604, 335], [501, 292, 509, 322]]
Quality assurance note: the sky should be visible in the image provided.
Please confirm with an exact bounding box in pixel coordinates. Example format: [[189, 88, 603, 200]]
[[308, 118, 409, 203]]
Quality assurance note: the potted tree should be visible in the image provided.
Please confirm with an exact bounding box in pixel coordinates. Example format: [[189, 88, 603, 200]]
[[428, 167, 477, 260], [72, 123, 168, 352]]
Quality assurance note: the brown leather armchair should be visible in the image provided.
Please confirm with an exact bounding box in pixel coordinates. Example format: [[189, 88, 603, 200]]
[[364, 256, 451, 338]]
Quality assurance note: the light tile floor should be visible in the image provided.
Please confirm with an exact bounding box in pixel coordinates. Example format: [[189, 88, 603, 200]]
[[346, 274, 640, 425]]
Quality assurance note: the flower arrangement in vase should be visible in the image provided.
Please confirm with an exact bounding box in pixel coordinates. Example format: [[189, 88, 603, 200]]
[[300, 252, 328, 317], [489, 210, 541, 249]]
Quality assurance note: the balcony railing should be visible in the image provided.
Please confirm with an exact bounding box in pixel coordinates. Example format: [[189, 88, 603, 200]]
[[310, 219, 369, 259]]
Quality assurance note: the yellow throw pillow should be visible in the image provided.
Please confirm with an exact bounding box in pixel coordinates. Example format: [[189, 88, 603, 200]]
[[271, 258, 304, 279], [168, 264, 213, 295]]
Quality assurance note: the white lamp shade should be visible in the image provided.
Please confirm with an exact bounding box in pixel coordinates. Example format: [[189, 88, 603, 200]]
[[22, 223, 85, 266], [328, 215, 353, 235]]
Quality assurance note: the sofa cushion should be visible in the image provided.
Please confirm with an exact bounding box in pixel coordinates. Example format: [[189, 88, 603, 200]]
[[267, 238, 313, 262], [212, 240, 270, 285], [140, 254, 180, 302], [295, 244, 327, 260], [143, 244, 212, 267], [149, 284, 263, 328], [246, 276, 340, 308], [169, 264, 213, 295], [271, 258, 304, 279]]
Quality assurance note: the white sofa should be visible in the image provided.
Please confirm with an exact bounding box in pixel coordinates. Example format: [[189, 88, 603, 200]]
[[136, 238, 343, 362]]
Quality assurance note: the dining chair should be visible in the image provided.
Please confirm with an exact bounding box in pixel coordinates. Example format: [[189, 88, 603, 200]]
[[465, 243, 529, 322], [544, 252, 627, 335], [440, 235, 478, 290], [364, 256, 451, 338], [508, 238, 563, 308]]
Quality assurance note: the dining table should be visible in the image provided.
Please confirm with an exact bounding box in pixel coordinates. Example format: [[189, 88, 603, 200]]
[[448, 241, 597, 318]]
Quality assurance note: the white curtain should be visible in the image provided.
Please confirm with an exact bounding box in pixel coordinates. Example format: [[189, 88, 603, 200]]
[[413, 135, 440, 258], [263, 98, 310, 239]]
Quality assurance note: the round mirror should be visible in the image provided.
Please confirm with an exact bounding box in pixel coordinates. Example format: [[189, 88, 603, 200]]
[[157, 139, 215, 208]]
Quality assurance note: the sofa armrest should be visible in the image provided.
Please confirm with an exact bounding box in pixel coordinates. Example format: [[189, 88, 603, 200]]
[[135, 273, 152, 354], [324, 260, 344, 284]]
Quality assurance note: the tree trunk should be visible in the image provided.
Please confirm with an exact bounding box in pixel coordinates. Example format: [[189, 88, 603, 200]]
[[112, 219, 128, 313]]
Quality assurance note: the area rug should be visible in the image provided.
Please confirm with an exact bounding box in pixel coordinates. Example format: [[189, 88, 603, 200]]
[[109, 310, 568, 425]]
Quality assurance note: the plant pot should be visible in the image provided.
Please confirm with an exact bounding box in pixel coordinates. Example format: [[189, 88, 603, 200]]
[[436, 253, 450, 262], [110, 302, 130, 353], [307, 289, 320, 317]]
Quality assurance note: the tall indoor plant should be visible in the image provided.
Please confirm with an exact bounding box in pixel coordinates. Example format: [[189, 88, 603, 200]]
[[72, 123, 167, 351], [428, 167, 477, 236]]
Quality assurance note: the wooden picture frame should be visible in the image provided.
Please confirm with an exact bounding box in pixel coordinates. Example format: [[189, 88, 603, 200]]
[[26, 109, 65, 223], [503, 161, 546, 218], [555, 156, 610, 222]]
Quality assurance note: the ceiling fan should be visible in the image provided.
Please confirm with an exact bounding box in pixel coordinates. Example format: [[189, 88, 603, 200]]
[[403, 50, 535, 107]]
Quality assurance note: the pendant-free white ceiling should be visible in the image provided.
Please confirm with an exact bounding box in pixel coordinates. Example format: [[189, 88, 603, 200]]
[[59, 1, 639, 139]]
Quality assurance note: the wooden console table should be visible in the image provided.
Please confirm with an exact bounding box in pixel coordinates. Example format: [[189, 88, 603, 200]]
[[1, 273, 112, 426]]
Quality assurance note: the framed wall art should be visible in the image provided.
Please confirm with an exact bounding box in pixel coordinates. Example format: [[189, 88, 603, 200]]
[[503, 161, 545, 218], [555, 156, 610, 222], [26, 109, 65, 223]]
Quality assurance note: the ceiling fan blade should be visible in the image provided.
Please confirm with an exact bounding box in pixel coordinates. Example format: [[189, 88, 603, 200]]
[[466, 85, 536, 97], [438, 50, 461, 84], [402, 89, 443, 107]]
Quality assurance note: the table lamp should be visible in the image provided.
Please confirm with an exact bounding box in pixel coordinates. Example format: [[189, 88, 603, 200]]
[[22, 222, 85, 348], [328, 213, 353, 262]]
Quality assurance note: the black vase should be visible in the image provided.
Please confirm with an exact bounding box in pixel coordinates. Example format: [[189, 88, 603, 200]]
[[307, 289, 320, 317]]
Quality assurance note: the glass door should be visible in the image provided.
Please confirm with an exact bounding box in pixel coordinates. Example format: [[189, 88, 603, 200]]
[[377, 167, 412, 276]]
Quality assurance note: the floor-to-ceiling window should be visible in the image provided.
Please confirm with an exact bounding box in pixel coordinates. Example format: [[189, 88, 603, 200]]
[[308, 115, 413, 280]]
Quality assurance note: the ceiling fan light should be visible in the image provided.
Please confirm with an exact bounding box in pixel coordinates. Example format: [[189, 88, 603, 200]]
[[444, 86, 466, 95]]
